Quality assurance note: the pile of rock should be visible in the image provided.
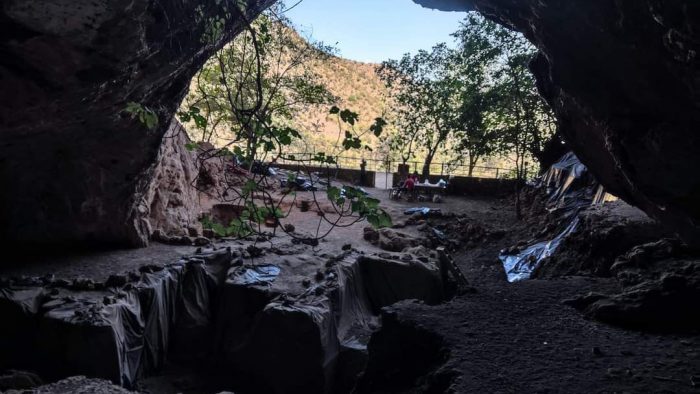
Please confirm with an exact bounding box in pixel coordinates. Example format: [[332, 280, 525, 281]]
[[532, 201, 666, 278], [565, 239, 700, 331]]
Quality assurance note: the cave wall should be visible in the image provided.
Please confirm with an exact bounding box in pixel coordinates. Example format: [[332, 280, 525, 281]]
[[415, 0, 700, 246], [0, 0, 274, 249]]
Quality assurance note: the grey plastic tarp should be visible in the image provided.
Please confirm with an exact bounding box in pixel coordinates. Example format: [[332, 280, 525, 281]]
[[1, 249, 447, 393], [0, 250, 231, 388], [499, 152, 604, 282], [501, 217, 580, 282], [215, 252, 445, 393]]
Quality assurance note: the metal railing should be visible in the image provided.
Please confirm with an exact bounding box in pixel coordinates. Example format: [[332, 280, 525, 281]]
[[276, 153, 517, 179]]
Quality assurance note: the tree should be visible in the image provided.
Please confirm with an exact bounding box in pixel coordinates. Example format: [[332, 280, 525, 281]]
[[180, 3, 336, 164], [454, 89, 503, 176], [378, 44, 462, 177], [486, 23, 557, 218], [176, 3, 392, 241], [450, 14, 510, 176], [379, 111, 420, 167]]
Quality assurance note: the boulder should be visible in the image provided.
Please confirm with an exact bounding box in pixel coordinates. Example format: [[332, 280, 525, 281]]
[[565, 240, 700, 332], [364, 227, 422, 253], [358, 255, 445, 313], [532, 201, 666, 278]]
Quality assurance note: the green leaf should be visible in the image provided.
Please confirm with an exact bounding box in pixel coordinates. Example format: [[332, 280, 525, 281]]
[[242, 180, 258, 196], [327, 186, 341, 203], [365, 198, 380, 209], [367, 210, 392, 229], [340, 109, 359, 125]]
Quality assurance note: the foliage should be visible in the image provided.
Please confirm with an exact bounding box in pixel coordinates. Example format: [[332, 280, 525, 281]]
[[177, 3, 393, 242], [379, 13, 557, 179], [326, 185, 392, 229], [124, 102, 159, 130], [180, 3, 336, 163], [449, 15, 510, 176], [454, 15, 556, 216], [378, 43, 463, 177]]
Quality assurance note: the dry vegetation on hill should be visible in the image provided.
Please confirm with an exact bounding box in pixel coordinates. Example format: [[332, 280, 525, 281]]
[[282, 40, 390, 155]]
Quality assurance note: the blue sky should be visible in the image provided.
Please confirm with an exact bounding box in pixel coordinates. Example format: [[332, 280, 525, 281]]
[[284, 0, 468, 63]]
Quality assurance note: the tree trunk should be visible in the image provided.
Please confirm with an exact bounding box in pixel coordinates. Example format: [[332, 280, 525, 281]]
[[422, 153, 435, 178], [515, 151, 524, 220], [515, 181, 522, 219], [468, 155, 479, 178]]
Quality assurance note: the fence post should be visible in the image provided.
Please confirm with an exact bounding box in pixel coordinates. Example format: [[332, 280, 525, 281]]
[[441, 163, 444, 176], [496, 168, 499, 179]]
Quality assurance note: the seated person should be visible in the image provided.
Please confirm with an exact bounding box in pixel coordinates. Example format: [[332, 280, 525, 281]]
[[405, 176, 416, 193]]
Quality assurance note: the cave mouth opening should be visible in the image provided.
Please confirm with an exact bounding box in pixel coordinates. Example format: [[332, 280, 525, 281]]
[[173, 0, 551, 238]]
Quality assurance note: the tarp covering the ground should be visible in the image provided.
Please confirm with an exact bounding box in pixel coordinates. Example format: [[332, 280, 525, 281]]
[[1, 248, 447, 393], [0, 250, 231, 387], [216, 251, 446, 393], [501, 217, 581, 282], [500, 152, 613, 282]]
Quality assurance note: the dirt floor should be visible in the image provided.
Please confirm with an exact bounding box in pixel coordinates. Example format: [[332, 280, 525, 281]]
[[2, 187, 699, 393], [357, 191, 700, 394], [236, 189, 699, 393]]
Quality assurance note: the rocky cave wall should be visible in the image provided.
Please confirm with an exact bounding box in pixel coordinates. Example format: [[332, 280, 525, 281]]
[[415, 0, 700, 246], [0, 0, 274, 250]]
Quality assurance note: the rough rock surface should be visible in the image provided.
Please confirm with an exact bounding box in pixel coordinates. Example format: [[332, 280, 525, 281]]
[[533, 201, 666, 278], [0, 241, 448, 393], [363, 227, 423, 253], [565, 239, 700, 331], [3, 376, 134, 394], [355, 300, 456, 394], [141, 120, 230, 239], [141, 120, 202, 238], [0, 370, 42, 391], [415, 0, 700, 246], [0, 0, 274, 249]]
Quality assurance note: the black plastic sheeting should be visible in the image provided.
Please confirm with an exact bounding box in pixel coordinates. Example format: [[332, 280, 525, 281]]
[[0, 249, 447, 393], [0, 250, 231, 388], [499, 152, 610, 282], [214, 252, 445, 393]]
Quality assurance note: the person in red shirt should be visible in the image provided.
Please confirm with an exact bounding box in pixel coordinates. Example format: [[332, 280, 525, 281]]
[[405, 176, 415, 191]]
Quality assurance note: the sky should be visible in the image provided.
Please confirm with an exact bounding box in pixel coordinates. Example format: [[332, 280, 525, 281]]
[[284, 0, 468, 63]]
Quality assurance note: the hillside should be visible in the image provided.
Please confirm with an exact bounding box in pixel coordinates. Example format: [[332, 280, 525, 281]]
[[181, 23, 390, 158], [291, 55, 388, 152]]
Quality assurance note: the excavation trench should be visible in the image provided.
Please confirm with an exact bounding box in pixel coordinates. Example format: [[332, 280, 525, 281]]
[[0, 244, 448, 393]]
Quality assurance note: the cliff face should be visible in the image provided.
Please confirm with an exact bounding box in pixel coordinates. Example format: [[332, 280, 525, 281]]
[[0, 0, 274, 248], [415, 0, 700, 246]]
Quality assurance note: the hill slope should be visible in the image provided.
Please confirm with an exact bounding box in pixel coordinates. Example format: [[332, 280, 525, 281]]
[[289, 51, 389, 153]]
